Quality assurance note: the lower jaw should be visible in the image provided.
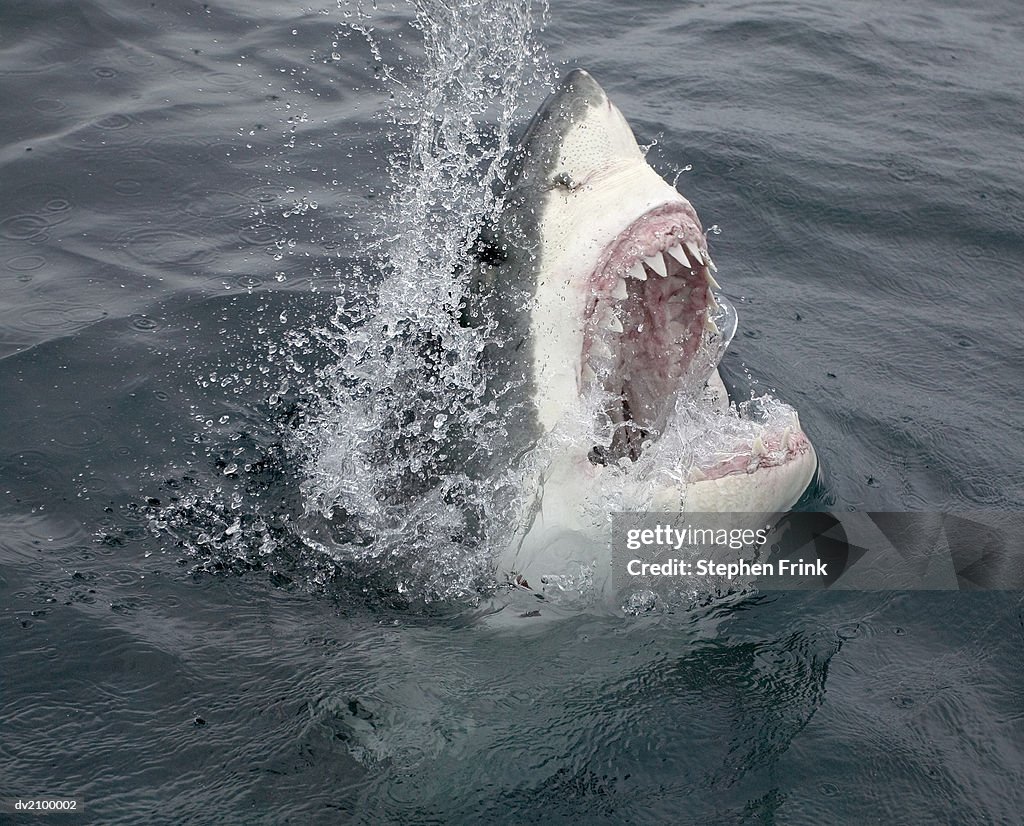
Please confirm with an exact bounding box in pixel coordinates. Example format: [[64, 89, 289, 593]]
[[497, 440, 818, 598], [650, 440, 818, 514]]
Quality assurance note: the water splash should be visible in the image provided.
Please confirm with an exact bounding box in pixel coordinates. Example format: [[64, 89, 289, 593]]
[[292, 0, 552, 604]]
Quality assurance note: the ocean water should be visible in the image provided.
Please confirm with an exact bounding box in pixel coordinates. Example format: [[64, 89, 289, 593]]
[[2, 0, 1023, 823]]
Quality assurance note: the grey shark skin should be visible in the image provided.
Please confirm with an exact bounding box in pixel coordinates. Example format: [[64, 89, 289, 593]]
[[471, 70, 818, 601]]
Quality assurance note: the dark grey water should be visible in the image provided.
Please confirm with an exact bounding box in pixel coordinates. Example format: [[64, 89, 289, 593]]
[[2, 0, 1023, 823]]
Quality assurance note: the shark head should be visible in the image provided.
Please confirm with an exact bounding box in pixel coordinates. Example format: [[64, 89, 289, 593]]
[[482, 70, 817, 599], [511, 69, 726, 446]]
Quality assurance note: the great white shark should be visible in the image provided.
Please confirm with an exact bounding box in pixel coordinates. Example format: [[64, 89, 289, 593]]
[[468, 69, 818, 603]]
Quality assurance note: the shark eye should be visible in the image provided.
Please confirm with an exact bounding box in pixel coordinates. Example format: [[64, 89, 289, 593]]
[[551, 172, 579, 191]]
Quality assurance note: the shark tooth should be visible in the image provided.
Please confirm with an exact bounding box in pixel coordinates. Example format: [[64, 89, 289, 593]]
[[707, 256, 718, 273], [629, 260, 647, 281], [684, 240, 702, 265], [753, 435, 768, 457], [705, 268, 721, 290], [706, 317, 720, 336], [665, 243, 690, 268], [582, 364, 597, 384], [592, 338, 613, 360], [611, 278, 628, 300], [643, 254, 667, 278]]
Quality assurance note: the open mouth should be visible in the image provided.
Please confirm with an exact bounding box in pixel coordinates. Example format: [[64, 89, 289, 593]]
[[581, 204, 811, 476]]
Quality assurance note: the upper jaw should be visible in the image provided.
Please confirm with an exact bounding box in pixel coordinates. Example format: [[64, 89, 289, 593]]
[[580, 202, 724, 460]]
